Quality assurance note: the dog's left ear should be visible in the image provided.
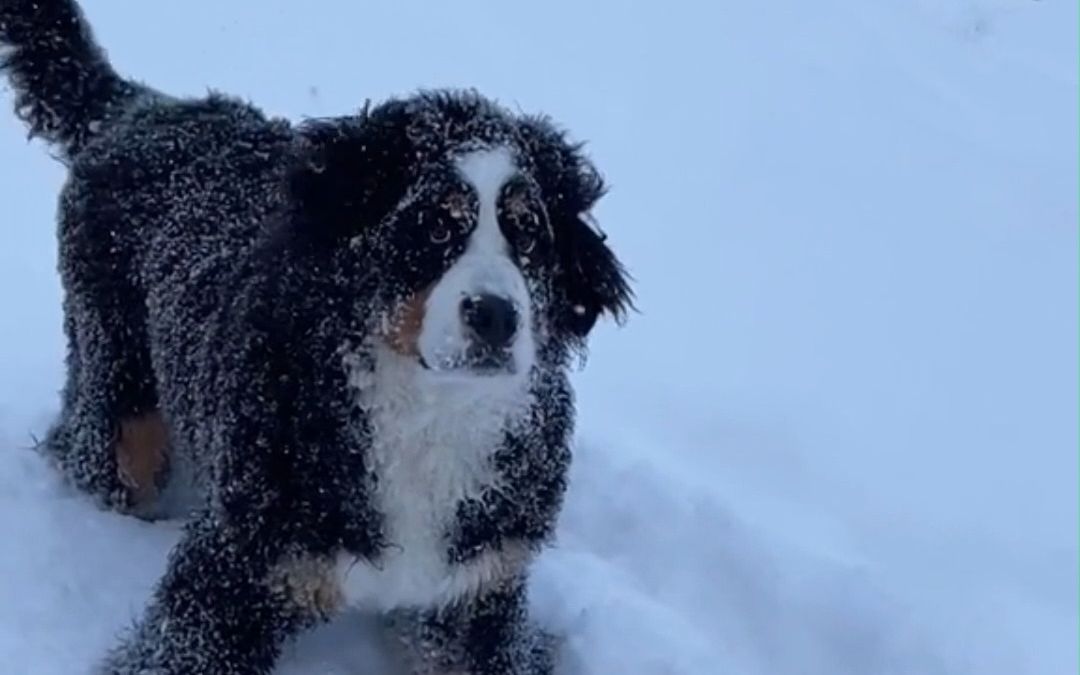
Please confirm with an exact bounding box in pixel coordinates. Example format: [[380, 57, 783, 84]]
[[517, 118, 634, 339], [557, 208, 634, 338]]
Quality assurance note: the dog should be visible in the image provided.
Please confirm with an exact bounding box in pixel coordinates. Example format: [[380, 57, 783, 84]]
[[0, 1, 632, 673]]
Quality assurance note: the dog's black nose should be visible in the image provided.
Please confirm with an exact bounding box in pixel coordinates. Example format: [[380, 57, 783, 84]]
[[461, 294, 519, 348]]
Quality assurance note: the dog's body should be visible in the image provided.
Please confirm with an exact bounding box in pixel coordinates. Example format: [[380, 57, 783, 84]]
[[0, 2, 631, 674]]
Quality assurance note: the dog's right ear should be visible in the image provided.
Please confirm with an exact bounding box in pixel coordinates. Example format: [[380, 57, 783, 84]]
[[284, 102, 413, 249]]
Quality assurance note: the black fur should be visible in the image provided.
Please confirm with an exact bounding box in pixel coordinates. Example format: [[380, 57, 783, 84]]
[[0, 0, 143, 156], [517, 117, 634, 339], [1, 2, 633, 673]]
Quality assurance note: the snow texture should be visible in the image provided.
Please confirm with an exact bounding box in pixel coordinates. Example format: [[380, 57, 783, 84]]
[[0, 1, 1075, 673]]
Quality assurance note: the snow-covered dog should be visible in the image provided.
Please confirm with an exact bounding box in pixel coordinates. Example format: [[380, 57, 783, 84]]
[[0, 1, 632, 673]]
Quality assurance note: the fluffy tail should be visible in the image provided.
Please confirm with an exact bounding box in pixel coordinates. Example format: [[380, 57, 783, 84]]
[[0, 0, 140, 156]]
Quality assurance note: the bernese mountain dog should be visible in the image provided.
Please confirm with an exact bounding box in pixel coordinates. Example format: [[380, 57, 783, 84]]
[[1, 0, 631, 673]]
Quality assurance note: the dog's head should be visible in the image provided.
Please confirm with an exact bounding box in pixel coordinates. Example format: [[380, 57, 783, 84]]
[[285, 91, 632, 378]]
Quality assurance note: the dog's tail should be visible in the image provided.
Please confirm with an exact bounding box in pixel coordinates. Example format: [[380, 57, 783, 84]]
[[0, 0, 143, 157]]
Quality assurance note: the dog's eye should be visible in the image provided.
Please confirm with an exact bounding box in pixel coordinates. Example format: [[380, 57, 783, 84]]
[[502, 181, 537, 220], [429, 189, 474, 245], [430, 224, 452, 244], [500, 180, 545, 228], [499, 178, 550, 261]]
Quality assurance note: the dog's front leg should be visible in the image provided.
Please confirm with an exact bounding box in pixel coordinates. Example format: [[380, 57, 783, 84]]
[[392, 575, 555, 675], [98, 510, 327, 675]]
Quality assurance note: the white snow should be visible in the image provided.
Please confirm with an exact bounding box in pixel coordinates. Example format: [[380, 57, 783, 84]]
[[0, 1, 1075, 674]]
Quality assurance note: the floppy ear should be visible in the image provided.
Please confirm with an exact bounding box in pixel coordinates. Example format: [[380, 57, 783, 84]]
[[517, 117, 634, 339], [555, 209, 634, 337], [284, 101, 413, 251]]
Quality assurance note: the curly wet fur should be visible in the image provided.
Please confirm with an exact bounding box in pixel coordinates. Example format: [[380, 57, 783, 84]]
[[1, 2, 632, 673]]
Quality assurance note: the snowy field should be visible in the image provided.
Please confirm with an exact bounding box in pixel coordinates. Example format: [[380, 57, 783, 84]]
[[0, 1, 1076, 673]]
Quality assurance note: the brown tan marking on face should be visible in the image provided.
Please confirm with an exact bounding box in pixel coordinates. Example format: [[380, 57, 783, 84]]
[[115, 410, 168, 507], [383, 286, 433, 357], [267, 554, 343, 620]]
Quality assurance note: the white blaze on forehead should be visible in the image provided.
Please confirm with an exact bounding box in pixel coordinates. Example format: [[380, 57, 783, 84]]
[[415, 144, 536, 375], [455, 146, 517, 254]]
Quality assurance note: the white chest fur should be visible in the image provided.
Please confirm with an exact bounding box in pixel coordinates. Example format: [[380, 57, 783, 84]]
[[339, 345, 532, 611]]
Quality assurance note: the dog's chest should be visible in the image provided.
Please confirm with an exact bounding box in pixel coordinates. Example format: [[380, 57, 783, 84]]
[[339, 351, 528, 610]]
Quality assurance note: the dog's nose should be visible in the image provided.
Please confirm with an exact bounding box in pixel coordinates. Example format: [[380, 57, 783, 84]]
[[461, 294, 519, 348]]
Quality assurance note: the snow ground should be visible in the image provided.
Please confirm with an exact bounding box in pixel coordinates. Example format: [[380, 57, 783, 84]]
[[0, 1, 1076, 673]]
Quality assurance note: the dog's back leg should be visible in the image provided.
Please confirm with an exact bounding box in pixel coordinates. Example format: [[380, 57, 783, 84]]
[[2, 1, 168, 514], [43, 272, 168, 516]]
